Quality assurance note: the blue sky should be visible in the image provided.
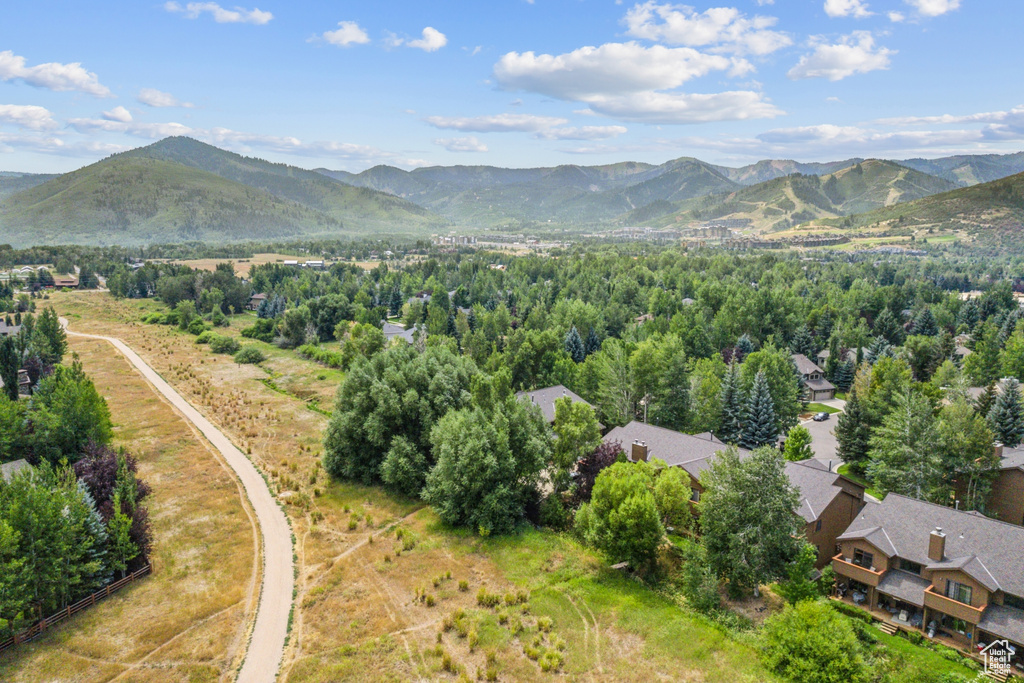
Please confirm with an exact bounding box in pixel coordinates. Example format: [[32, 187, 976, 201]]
[[1, 0, 1022, 173]]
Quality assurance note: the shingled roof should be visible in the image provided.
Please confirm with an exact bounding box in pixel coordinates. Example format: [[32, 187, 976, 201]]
[[838, 494, 1024, 597], [603, 421, 747, 480], [785, 460, 855, 524], [515, 385, 594, 424]]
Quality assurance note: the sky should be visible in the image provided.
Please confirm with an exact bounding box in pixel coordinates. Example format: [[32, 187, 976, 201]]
[[1, 0, 1022, 174]]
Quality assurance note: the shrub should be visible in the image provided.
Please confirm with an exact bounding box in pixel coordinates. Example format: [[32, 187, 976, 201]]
[[187, 317, 209, 336], [458, 580, 469, 592], [537, 616, 553, 632], [234, 346, 266, 364], [195, 330, 215, 344], [241, 318, 276, 343], [297, 344, 345, 369], [209, 335, 241, 355], [762, 600, 870, 683]]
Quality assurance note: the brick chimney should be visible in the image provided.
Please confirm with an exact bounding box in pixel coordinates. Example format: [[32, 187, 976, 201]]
[[993, 442, 1004, 460], [631, 440, 648, 462], [928, 527, 946, 562]]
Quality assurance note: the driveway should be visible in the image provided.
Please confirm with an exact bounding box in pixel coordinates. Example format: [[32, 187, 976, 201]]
[[802, 412, 843, 472], [64, 321, 293, 683]]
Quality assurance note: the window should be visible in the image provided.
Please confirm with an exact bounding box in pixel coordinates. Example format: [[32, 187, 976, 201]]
[[853, 548, 874, 568], [945, 580, 973, 606], [690, 488, 700, 503], [1004, 594, 1024, 611], [899, 559, 922, 575], [815, 519, 823, 533]]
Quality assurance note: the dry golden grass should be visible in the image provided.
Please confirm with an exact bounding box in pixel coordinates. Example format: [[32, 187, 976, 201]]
[[41, 291, 775, 683], [0, 330, 258, 683]]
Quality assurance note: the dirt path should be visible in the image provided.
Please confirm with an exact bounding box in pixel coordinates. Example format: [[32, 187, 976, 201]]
[[63, 321, 293, 683]]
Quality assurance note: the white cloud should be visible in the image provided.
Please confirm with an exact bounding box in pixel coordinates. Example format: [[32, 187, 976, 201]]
[[406, 27, 448, 52], [434, 136, 488, 152], [102, 106, 133, 123], [904, 0, 960, 17], [163, 2, 272, 25], [68, 117, 194, 139], [888, 11, 906, 21], [534, 125, 628, 140], [623, 3, 792, 56], [494, 42, 781, 124], [137, 88, 194, 108], [0, 50, 111, 98], [876, 106, 1024, 141], [824, 0, 873, 18], [495, 43, 732, 100], [0, 104, 58, 131], [424, 113, 569, 133], [787, 32, 894, 81], [317, 21, 371, 47], [582, 90, 782, 124], [0, 131, 126, 157]]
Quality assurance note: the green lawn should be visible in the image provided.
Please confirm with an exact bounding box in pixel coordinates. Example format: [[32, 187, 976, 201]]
[[805, 402, 841, 414], [837, 464, 884, 499]]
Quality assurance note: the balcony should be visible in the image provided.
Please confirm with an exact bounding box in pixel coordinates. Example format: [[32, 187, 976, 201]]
[[832, 553, 885, 587], [923, 585, 986, 624]]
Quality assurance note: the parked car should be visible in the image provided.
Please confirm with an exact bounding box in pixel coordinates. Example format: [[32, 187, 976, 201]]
[[813, 412, 830, 421]]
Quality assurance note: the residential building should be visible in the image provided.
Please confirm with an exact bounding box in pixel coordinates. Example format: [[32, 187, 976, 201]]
[[516, 385, 596, 426], [792, 353, 836, 402], [0, 320, 21, 337], [1, 459, 31, 483], [832, 495, 1024, 660], [247, 293, 268, 311], [51, 275, 79, 288], [382, 322, 417, 345], [816, 348, 868, 367], [970, 444, 1024, 527], [605, 421, 863, 566]]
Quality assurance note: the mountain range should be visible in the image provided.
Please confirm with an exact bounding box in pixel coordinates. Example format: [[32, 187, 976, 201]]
[[1, 136, 1023, 247]]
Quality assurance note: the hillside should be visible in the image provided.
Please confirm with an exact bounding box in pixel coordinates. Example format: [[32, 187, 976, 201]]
[[330, 158, 731, 226], [0, 156, 343, 246], [119, 137, 443, 231], [715, 158, 864, 185], [634, 160, 957, 231], [817, 169, 1024, 244], [0, 172, 59, 201], [898, 152, 1024, 187]]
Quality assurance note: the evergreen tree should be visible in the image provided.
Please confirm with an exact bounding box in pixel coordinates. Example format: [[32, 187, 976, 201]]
[[741, 370, 778, 449], [825, 336, 840, 382], [0, 336, 18, 401], [564, 326, 585, 364], [867, 390, 941, 500], [836, 388, 871, 473], [467, 307, 477, 332], [988, 378, 1024, 448], [873, 308, 903, 345], [912, 307, 938, 336], [446, 311, 458, 339], [790, 326, 816, 359], [815, 311, 834, 341], [717, 361, 744, 445], [735, 334, 754, 362], [107, 492, 138, 579], [389, 286, 404, 317], [651, 351, 689, 431], [834, 361, 855, 391], [976, 381, 998, 419], [256, 297, 270, 319], [957, 299, 980, 330], [584, 327, 601, 357], [865, 336, 891, 364]]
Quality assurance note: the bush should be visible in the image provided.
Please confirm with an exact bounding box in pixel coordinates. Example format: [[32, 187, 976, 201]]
[[195, 330, 215, 344], [187, 317, 209, 336], [234, 346, 266, 364], [208, 335, 241, 355], [143, 312, 165, 324], [297, 344, 345, 369], [241, 318, 276, 343], [762, 600, 870, 683]]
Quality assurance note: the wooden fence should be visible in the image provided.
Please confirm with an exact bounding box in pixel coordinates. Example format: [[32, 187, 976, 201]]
[[0, 563, 151, 654]]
